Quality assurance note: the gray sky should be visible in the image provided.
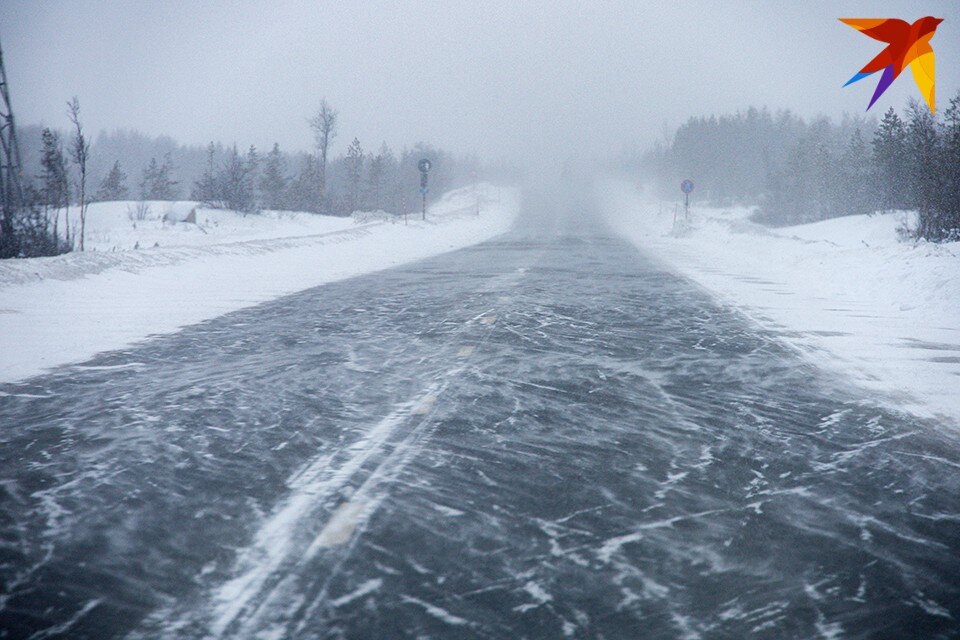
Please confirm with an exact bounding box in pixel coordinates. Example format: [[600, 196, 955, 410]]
[[2, 1, 958, 163]]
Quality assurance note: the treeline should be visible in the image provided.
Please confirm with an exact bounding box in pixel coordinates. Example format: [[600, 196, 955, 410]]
[[638, 91, 960, 241], [7, 99, 482, 258], [2, 98, 90, 258], [187, 137, 471, 216]]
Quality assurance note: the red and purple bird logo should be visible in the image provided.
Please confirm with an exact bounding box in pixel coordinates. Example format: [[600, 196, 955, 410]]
[[840, 17, 943, 113]]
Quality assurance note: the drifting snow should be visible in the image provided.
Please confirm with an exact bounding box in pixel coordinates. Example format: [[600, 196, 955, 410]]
[[0, 184, 517, 383], [601, 180, 960, 424]]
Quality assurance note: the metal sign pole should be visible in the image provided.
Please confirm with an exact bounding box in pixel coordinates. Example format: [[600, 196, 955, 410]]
[[680, 179, 694, 222], [418, 158, 431, 222]]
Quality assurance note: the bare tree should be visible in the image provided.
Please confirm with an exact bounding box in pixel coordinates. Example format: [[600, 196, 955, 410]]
[[308, 99, 338, 205], [67, 97, 90, 251]]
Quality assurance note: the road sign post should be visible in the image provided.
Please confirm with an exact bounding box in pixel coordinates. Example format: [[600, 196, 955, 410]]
[[680, 179, 694, 220], [418, 158, 432, 221]]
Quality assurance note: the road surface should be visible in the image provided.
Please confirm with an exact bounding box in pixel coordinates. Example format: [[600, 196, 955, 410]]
[[2, 191, 960, 639]]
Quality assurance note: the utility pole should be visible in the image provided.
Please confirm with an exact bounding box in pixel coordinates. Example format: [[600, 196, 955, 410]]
[[0, 37, 26, 256]]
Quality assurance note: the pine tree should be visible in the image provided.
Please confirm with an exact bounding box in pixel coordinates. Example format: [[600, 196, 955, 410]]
[[191, 142, 219, 205], [366, 142, 394, 212], [245, 145, 259, 211], [259, 143, 288, 210], [905, 100, 942, 239], [872, 107, 909, 211], [95, 160, 129, 201], [345, 137, 364, 213], [140, 154, 180, 200], [287, 155, 322, 213], [38, 128, 70, 244], [839, 129, 876, 216], [217, 145, 256, 214], [941, 90, 960, 239]]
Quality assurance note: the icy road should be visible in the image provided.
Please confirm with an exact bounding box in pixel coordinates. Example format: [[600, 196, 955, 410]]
[[2, 192, 960, 639]]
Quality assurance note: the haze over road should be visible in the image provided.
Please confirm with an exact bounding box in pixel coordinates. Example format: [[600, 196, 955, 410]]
[[2, 189, 959, 639]]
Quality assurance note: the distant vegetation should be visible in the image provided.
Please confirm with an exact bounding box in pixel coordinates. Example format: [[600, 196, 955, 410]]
[[6, 98, 503, 259], [634, 91, 960, 242]]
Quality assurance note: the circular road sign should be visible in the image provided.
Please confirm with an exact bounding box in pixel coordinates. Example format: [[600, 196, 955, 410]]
[[418, 158, 432, 173], [680, 179, 694, 194]]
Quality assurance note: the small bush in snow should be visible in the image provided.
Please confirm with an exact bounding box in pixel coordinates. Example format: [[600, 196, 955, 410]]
[[128, 201, 151, 221]]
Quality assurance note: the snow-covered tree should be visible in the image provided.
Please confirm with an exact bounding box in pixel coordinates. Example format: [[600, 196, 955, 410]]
[[140, 154, 179, 200], [287, 154, 323, 213], [366, 142, 396, 212], [95, 160, 129, 201], [191, 142, 220, 206], [216, 145, 257, 214], [905, 100, 942, 239], [838, 128, 876, 217], [344, 138, 364, 213], [939, 90, 960, 239], [872, 107, 908, 211], [259, 143, 288, 210]]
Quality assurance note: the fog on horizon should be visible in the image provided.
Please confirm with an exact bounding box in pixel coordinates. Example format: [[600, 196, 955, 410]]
[[2, 0, 959, 168]]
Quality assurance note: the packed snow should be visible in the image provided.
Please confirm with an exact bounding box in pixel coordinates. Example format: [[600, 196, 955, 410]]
[[600, 180, 960, 424], [0, 184, 517, 383]]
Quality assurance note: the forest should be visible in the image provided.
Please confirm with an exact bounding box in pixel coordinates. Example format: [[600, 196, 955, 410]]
[[635, 92, 960, 241]]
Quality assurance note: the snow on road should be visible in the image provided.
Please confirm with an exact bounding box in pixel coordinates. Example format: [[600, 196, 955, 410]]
[[0, 184, 518, 384], [600, 180, 960, 424]]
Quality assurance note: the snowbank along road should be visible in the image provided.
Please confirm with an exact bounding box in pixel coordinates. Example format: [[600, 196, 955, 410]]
[[2, 187, 959, 639]]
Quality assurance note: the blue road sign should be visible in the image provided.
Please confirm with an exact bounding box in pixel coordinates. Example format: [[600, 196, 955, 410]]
[[680, 179, 694, 194]]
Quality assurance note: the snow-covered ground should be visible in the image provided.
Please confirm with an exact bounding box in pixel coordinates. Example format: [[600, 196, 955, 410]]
[[53, 200, 359, 253], [600, 180, 960, 425], [0, 184, 517, 383]]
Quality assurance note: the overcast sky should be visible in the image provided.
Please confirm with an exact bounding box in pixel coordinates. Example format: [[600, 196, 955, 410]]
[[2, 1, 958, 163]]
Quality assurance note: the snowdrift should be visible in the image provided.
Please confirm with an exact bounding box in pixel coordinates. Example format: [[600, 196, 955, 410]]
[[600, 180, 960, 424]]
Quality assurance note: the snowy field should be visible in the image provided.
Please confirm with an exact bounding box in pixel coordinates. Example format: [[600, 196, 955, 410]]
[[0, 184, 517, 383], [64, 200, 359, 252], [600, 180, 960, 425]]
